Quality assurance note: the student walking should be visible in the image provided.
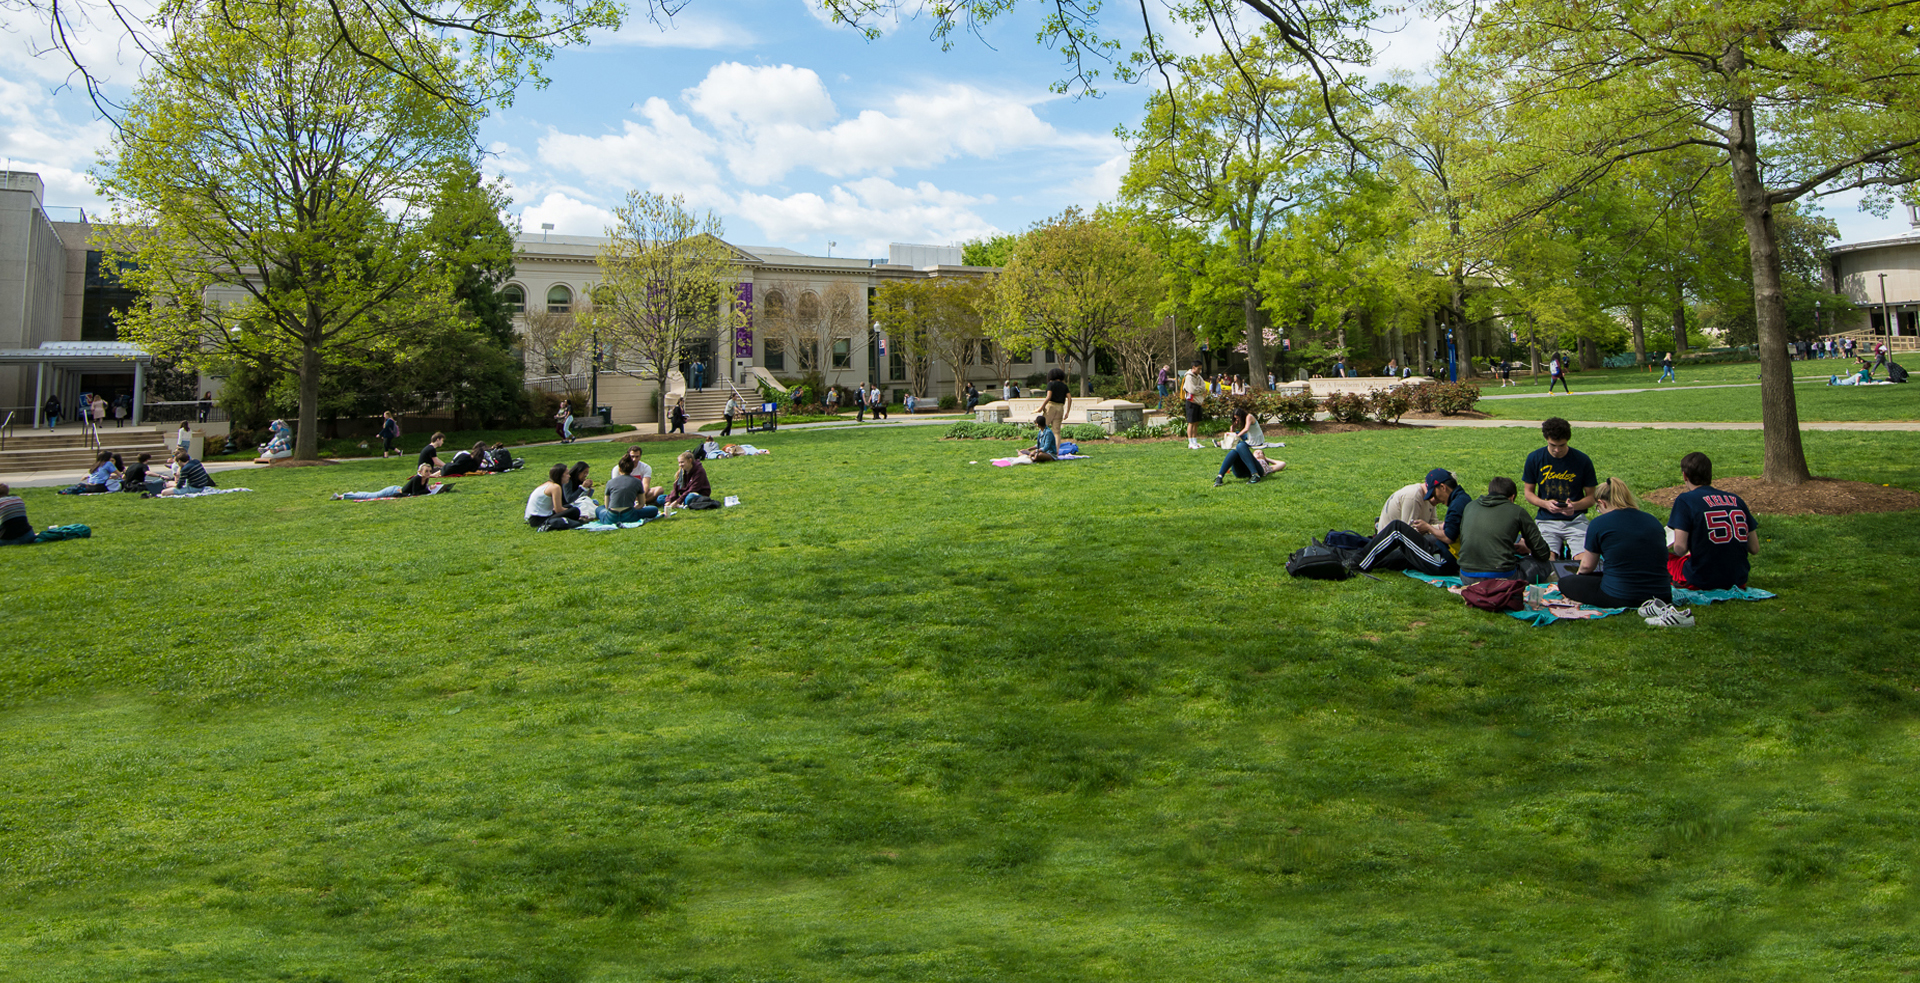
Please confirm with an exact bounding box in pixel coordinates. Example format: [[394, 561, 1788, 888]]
[[1547, 356, 1571, 394], [1658, 352, 1676, 383], [378, 411, 401, 458]]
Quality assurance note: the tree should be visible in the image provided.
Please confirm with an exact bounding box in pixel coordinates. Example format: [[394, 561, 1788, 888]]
[[921, 277, 990, 402], [523, 310, 587, 393], [871, 280, 935, 398], [1121, 32, 1356, 391], [988, 208, 1160, 396], [760, 279, 864, 389], [97, 0, 485, 460], [1464, 0, 1920, 483], [591, 191, 742, 433]]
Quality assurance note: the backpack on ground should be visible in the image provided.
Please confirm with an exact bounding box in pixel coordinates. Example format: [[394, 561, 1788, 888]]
[[1058, 441, 1079, 455], [1889, 361, 1909, 383], [1462, 578, 1525, 612], [1286, 541, 1352, 580], [1323, 530, 1368, 550]]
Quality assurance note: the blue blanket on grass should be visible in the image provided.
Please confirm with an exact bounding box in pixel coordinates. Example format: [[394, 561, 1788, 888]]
[[1403, 571, 1776, 626]]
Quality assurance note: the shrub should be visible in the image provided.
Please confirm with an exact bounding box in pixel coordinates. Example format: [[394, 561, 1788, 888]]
[[1434, 382, 1483, 415], [943, 422, 1031, 440], [1059, 424, 1108, 442], [938, 394, 958, 410], [1270, 391, 1319, 425], [1367, 388, 1411, 424], [1400, 380, 1441, 414], [1324, 391, 1371, 423]]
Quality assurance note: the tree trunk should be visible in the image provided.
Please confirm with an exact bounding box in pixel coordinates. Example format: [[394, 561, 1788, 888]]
[[1580, 335, 1600, 369], [295, 341, 321, 460], [1629, 303, 1647, 365], [1423, 312, 1438, 375], [1243, 292, 1270, 392], [1670, 277, 1690, 360], [1725, 64, 1811, 484]]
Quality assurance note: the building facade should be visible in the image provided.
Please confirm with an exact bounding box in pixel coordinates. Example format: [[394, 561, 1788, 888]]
[[1827, 204, 1920, 340]]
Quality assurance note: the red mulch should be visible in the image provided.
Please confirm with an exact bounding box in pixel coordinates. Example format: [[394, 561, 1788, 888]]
[[1642, 477, 1920, 516], [1402, 410, 1495, 421]]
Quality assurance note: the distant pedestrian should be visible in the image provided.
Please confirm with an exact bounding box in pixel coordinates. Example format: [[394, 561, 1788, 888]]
[[42, 394, 60, 429], [90, 394, 107, 429], [555, 399, 573, 443], [723, 394, 740, 436], [1659, 352, 1675, 383], [1548, 356, 1571, 394], [1876, 342, 1888, 368], [692, 359, 706, 392], [670, 397, 687, 434], [197, 391, 213, 423], [1157, 365, 1171, 399], [854, 383, 867, 423], [112, 392, 130, 427], [176, 421, 193, 453], [378, 411, 401, 458]]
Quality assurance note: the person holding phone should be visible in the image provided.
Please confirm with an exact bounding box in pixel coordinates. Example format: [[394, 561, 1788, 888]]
[[1522, 416, 1598, 559]]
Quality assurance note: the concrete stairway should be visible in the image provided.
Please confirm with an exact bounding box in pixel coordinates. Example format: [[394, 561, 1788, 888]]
[[670, 383, 762, 427], [0, 425, 175, 475]]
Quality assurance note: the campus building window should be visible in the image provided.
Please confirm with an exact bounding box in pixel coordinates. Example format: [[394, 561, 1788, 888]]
[[978, 339, 993, 364], [889, 351, 906, 381], [765, 339, 785, 372], [832, 338, 852, 369], [546, 285, 572, 314], [503, 285, 525, 315], [1044, 348, 1056, 363]]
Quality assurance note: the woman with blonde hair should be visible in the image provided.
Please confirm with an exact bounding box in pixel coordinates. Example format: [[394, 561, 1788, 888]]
[[1560, 476, 1684, 623]]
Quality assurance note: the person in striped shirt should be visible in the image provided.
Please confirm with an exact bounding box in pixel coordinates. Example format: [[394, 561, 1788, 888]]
[[155, 451, 218, 496], [0, 484, 33, 544]]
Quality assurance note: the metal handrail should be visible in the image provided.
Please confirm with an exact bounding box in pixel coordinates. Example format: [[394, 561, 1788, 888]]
[[81, 415, 102, 452], [0, 410, 13, 452]]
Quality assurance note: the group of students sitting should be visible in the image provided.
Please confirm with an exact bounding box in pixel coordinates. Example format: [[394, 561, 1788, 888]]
[[524, 446, 714, 530], [64, 449, 218, 497], [417, 433, 523, 477], [1349, 418, 1757, 628]]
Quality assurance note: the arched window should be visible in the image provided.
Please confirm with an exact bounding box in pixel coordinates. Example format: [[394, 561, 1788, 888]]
[[502, 285, 525, 315], [547, 285, 572, 314]]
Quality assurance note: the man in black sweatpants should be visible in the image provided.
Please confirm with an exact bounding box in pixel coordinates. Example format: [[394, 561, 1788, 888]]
[[1355, 469, 1466, 575]]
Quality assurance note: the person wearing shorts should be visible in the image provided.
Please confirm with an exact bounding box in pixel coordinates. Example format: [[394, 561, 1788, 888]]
[[1181, 360, 1207, 450], [1522, 416, 1598, 558], [1042, 367, 1071, 434]]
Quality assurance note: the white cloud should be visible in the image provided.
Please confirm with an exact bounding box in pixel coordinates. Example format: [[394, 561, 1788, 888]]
[[535, 97, 724, 195], [1065, 150, 1127, 205], [517, 191, 617, 237], [737, 177, 999, 254], [596, 9, 756, 48], [486, 140, 533, 174], [687, 62, 837, 130]]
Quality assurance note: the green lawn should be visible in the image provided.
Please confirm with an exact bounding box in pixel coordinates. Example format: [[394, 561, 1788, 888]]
[[1474, 354, 1920, 422], [5, 424, 1920, 981]]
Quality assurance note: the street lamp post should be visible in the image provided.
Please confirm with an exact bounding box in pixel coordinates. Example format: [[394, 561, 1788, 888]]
[[1879, 273, 1891, 337]]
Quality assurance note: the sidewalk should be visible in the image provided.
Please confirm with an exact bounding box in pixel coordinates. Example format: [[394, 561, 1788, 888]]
[[1410, 418, 1920, 432], [1, 460, 268, 490]]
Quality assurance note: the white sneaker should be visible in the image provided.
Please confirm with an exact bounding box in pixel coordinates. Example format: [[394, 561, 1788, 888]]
[[1637, 599, 1674, 619], [1646, 608, 1694, 628], [1189, 440, 1201, 450]]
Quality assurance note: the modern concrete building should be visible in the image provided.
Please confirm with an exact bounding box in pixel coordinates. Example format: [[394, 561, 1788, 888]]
[[1827, 203, 1920, 345]]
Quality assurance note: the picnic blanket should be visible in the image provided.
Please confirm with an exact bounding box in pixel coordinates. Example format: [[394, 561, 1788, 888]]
[[1404, 571, 1777, 626], [990, 453, 1091, 467], [577, 519, 654, 532], [154, 487, 254, 498]]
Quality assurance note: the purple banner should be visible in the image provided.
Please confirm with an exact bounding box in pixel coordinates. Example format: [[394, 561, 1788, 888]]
[[733, 282, 754, 360]]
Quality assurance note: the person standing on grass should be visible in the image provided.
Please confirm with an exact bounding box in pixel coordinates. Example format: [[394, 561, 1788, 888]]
[[1523, 417, 1598, 559], [378, 411, 401, 458], [1182, 360, 1208, 450], [1547, 356, 1571, 394], [1659, 352, 1676, 383], [1666, 452, 1758, 590], [417, 432, 447, 472], [1876, 342, 1889, 369], [1042, 367, 1071, 435]]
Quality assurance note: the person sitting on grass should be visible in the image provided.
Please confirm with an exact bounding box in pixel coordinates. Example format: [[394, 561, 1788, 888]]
[[1213, 408, 1265, 486], [1666, 451, 1758, 590], [1455, 477, 1552, 581], [0, 484, 35, 545], [1353, 469, 1465, 575], [417, 432, 448, 472], [154, 451, 217, 496], [604, 456, 661, 523], [333, 463, 438, 500], [1018, 413, 1059, 463], [1560, 477, 1686, 624], [121, 452, 162, 494], [439, 441, 487, 477], [562, 461, 612, 522], [657, 450, 711, 508], [66, 451, 119, 494], [525, 463, 582, 529]]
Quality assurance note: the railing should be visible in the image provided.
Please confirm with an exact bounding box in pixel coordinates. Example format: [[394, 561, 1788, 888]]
[[144, 400, 230, 424], [0, 411, 13, 452], [81, 416, 102, 452]]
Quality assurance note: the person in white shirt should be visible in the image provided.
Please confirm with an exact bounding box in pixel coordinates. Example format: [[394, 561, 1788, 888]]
[[1181, 361, 1208, 450]]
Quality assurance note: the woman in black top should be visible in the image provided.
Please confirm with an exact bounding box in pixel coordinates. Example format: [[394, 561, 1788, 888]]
[[440, 442, 487, 477], [1042, 367, 1071, 434]]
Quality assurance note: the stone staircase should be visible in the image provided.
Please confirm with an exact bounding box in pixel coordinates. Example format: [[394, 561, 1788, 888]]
[[0, 425, 175, 475], [671, 382, 764, 427]]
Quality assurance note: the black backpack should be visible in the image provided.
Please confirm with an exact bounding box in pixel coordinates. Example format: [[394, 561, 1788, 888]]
[[1286, 542, 1352, 580], [1889, 361, 1909, 383]]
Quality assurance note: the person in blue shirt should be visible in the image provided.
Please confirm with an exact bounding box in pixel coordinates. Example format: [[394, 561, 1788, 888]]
[[1018, 414, 1058, 463], [1523, 417, 1599, 558], [1354, 468, 1466, 575], [1560, 477, 1673, 609], [1666, 451, 1759, 590]]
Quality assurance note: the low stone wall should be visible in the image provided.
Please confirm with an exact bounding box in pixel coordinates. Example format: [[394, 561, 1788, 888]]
[[975, 398, 1144, 432]]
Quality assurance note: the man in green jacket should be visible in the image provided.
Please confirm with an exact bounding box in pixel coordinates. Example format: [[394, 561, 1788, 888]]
[[1457, 476, 1552, 580]]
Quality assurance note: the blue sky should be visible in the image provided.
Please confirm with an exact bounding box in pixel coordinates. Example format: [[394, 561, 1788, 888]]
[[2, 0, 1913, 256]]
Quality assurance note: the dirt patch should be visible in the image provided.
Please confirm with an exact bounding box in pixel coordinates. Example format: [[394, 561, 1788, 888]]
[[1402, 410, 1494, 421], [1642, 476, 1920, 516]]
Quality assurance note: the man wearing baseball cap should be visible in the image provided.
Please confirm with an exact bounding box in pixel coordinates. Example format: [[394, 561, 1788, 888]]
[[1353, 468, 1465, 574]]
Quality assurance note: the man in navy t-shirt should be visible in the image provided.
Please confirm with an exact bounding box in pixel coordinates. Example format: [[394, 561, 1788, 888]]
[[1666, 451, 1759, 589], [1522, 417, 1598, 559]]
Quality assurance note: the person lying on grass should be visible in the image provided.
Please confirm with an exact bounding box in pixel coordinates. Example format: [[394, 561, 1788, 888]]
[[1251, 448, 1286, 476], [657, 450, 711, 508], [1560, 477, 1677, 614], [0, 484, 34, 545], [1666, 451, 1758, 590], [1213, 408, 1265, 486], [604, 456, 661, 523], [332, 464, 438, 500], [525, 463, 582, 529], [1018, 414, 1057, 463], [439, 442, 487, 477]]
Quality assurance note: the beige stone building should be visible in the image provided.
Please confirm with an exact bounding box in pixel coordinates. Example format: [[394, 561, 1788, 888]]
[[1827, 204, 1920, 346], [508, 235, 1011, 424]]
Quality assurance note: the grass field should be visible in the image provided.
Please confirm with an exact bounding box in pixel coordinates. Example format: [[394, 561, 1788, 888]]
[[6, 422, 1920, 981], [1474, 354, 1920, 423]]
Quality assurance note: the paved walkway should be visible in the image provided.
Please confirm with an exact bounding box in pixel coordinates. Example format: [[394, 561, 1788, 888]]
[[1477, 374, 1848, 401], [1410, 418, 1920, 432], [3, 460, 268, 490]]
